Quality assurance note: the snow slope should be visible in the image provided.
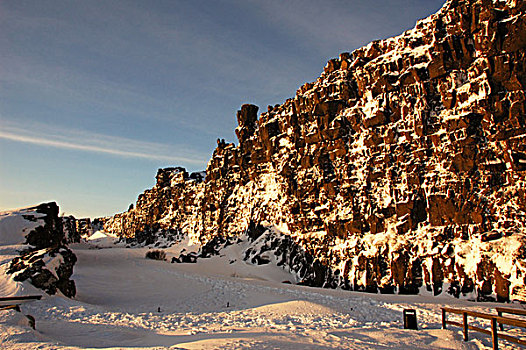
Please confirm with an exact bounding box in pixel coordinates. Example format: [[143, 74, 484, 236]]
[[1, 239, 525, 349], [0, 207, 44, 247]]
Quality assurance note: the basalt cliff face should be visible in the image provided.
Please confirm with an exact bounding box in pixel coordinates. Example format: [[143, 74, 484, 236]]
[[103, 0, 526, 302]]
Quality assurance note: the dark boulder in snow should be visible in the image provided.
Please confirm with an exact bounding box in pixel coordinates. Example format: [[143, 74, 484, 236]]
[[179, 252, 198, 263]]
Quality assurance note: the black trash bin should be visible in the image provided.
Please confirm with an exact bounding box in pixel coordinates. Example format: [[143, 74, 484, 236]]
[[403, 309, 418, 330]]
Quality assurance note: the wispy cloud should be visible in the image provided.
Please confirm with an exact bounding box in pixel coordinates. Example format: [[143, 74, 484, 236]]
[[0, 57, 198, 127], [0, 0, 316, 129], [0, 119, 208, 165]]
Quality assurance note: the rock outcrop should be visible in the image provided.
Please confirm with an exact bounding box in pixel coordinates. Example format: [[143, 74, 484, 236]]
[[62, 215, 80, 243], [5, 202, 77, 297], [103, 0, 526, 302], [175, 223, 338, 287]]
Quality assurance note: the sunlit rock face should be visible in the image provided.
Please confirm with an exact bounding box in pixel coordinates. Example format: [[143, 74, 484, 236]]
[[103, 0, 526, 302]]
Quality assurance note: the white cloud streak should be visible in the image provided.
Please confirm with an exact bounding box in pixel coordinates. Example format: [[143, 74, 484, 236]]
[[0, 120, 208, 165]]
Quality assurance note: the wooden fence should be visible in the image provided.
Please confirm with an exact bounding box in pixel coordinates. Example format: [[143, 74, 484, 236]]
[[0, 295, 42, 303], [441, 306, 526, 349], [0, 295, 42, 310]]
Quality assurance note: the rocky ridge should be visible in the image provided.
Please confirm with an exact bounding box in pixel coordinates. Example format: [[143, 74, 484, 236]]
[[102, 0, 526, 302], [173, 222, 337, 287]]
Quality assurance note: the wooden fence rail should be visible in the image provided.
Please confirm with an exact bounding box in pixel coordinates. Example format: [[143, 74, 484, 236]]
[[496, 307, 526, 331], [0, 295, 42, 330], [441, 307, 526, 349], [0, 295, 42, 303], [0, 295, 42, 311], [0, 304, 21, 311]]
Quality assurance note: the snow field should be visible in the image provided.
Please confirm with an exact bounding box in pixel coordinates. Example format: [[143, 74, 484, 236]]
[[3, 242, 523, 349]]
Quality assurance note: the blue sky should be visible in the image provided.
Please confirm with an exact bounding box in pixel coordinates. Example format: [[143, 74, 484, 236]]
[[0, 0, 445, 218]]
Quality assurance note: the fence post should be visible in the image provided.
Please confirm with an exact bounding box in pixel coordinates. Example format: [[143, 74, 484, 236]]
[[442, 309, 446, 329], [497, 310, 503, 331], [491, 317, 498, 350], [463, 312, 468, 341]]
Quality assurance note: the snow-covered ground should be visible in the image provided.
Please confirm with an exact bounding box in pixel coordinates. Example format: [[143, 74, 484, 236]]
[[1, 232, 525, 350]]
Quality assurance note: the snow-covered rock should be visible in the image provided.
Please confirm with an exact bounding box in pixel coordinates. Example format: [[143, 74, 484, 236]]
[[0, 203, 77, 298]]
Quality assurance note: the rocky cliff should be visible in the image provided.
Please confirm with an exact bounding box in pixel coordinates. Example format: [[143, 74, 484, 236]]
[[103, 0, 526, 302]]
